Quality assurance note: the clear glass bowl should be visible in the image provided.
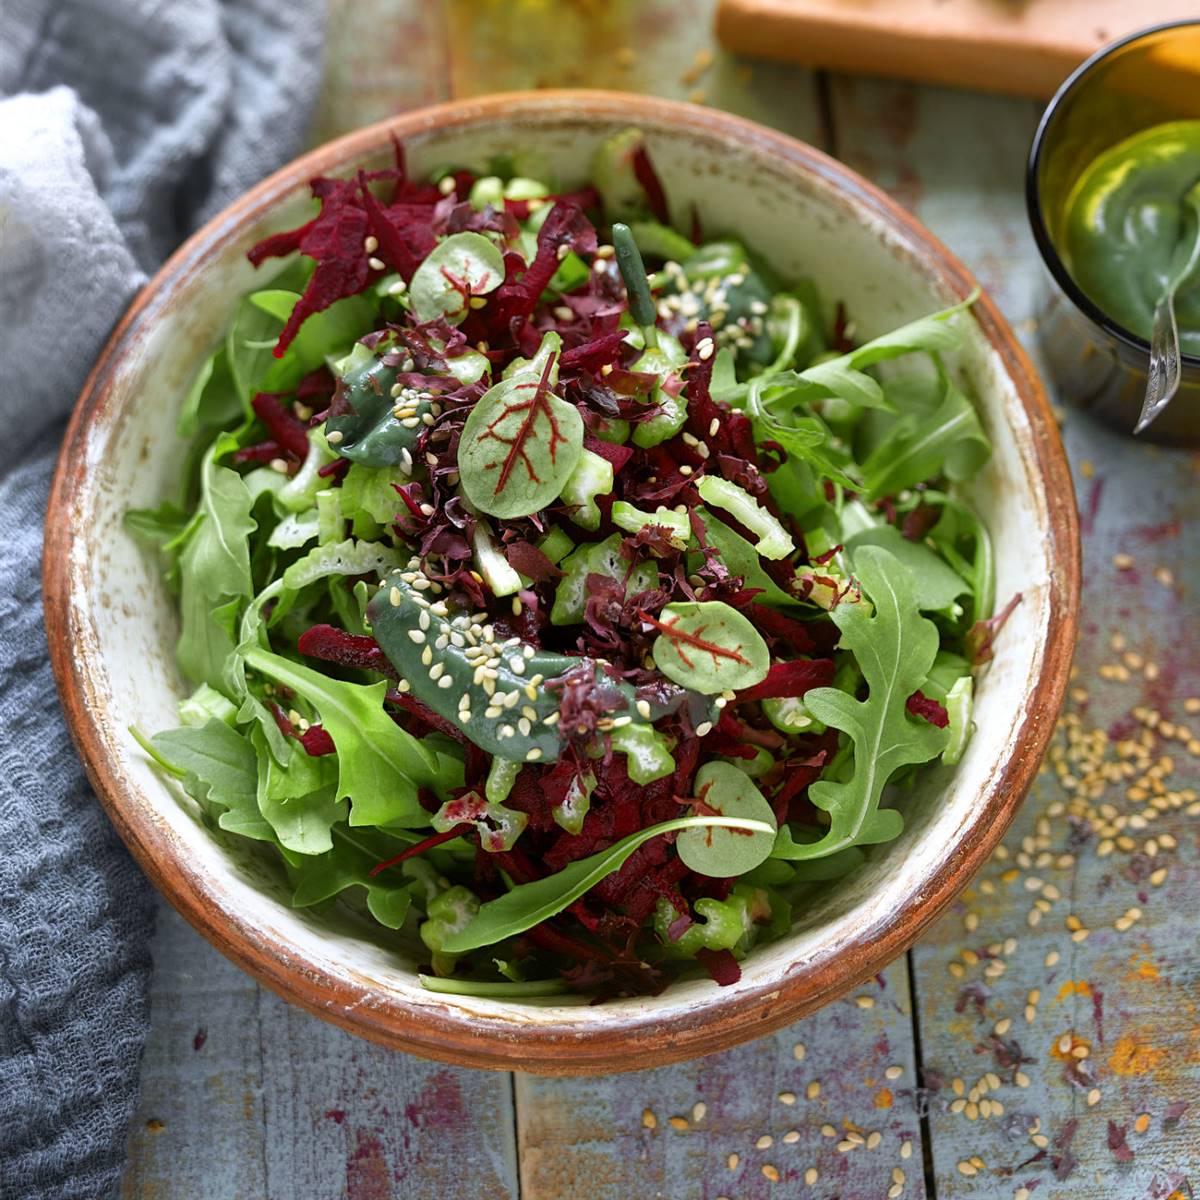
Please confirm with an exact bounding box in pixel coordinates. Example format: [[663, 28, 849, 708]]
[[1027, 19, 1200, 444]]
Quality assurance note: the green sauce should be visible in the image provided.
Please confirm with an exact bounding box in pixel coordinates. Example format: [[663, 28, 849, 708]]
[[1063, 119, 1200, 356]]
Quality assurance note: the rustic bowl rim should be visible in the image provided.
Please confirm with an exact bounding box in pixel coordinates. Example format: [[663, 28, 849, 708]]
[[44, 89, 1080, 1074]]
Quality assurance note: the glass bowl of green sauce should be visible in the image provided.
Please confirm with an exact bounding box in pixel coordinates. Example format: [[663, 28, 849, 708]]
[[1028, 20, 1200, 443]]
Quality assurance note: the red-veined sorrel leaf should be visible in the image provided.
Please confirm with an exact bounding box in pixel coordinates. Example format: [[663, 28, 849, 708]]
[[458, 332, 584, 519], [676, 761, 777, 876], [410, 232, 505, 324], [643, 601, 770, 694]]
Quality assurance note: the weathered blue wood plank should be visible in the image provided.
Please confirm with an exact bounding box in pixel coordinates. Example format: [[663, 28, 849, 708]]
[[121, 904, 519, 1200], [831, 74, 1200, 1198], [516, 958, 927, 1200]]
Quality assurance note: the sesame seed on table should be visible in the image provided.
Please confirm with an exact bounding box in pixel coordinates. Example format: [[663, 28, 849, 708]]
[[120, 2, 1199, 1197]]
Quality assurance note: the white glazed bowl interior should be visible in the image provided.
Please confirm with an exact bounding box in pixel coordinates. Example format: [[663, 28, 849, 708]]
[[57, 97, 1063, 1061]]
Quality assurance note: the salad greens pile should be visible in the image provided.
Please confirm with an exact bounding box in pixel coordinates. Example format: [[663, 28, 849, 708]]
[[130, 129, 1001, 998]]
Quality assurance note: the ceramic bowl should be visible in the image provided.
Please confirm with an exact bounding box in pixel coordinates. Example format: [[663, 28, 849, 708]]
[[44, 91, 1079, 1074]]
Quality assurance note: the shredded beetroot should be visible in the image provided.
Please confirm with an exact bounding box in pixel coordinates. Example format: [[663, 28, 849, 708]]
[[583, 435, 634, 475], [696, 947, 741, 986], [255, 178, 371, 358], [631, 142, 670, 225], [251, 393, 310, 459], [906, 690, 950, 728], [297, 625, 397, 677], [967, 592, 1022, 664], [317, 457, 350, 479], [233, 440, 289, 466], [369, 825, 468, 877], [502, 540, 564, 583], [489, 202, 597, 335], [741, 603, 819, 653], [736, 658, 835, 702], [299, 725, 336, 756], [560, 331, 627, 372]]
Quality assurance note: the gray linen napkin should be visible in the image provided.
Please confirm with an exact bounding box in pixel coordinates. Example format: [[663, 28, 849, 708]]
[[0, 3, 326, 1196]]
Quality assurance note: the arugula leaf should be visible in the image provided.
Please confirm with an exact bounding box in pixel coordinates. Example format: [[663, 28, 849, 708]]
[[410, 232, 505, 324], [441, 815, 776, 953], [289, 825, 420, 928], [645, 601, 770, 694], [919, 492, 994, 625], [241, 645, 460, 826], [418, 975, 572, 998], [771, 825, 866, 879], [788, 546, 947, 859], [458, 333, 584, 518], [860, 370, 990, 498], [844, 523, 969, 616], [178, 347, 241, 439], [225, 581, 292, 765], [147, 719, 257, 812], [831, 292, 976, 369], [228, 287, 376, 399], [140, 719, 292, 851], [677, 763, 777, 876], [254, 728, 345, 855], [176, 440, 256, 687], [744, 381, 861, 491]]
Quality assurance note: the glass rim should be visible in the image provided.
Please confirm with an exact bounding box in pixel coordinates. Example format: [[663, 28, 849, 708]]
[[1025, 18, 1200, 369]]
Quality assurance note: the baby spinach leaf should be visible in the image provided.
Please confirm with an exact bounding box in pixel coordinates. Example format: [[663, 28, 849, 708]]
[[677, 763, 777, 876], [242, 645, 461, 827], [458, 333, 584, 518], [788, 546, 946, 859], [644, 601, 770, 694], [441, 814, 775, 953], [410, 232, 505, 324]]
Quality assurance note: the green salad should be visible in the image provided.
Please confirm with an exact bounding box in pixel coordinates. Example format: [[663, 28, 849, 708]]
[[130, 129, 1004, 998]]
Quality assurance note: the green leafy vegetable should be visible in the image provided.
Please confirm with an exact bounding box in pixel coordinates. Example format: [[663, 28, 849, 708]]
[[441, 815, 775, 953], [644, 601, 770, 694], [458, 333, 584, 518], [289, 826, 421, 928], [241, 645, 461, 826], [677, 763, 777, 876], [844, 523, 969, 616], [410, 232, 505, 324], [788, 546, 947, 859], [176, 439, 256, 687], [254, 728, 345, 855]]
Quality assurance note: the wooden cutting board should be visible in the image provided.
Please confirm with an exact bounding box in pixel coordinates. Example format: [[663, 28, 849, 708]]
[[715, 1, 1199, 98]]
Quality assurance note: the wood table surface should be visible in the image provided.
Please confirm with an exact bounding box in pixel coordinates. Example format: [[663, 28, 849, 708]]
[[120, 3, 1200, 1197]]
